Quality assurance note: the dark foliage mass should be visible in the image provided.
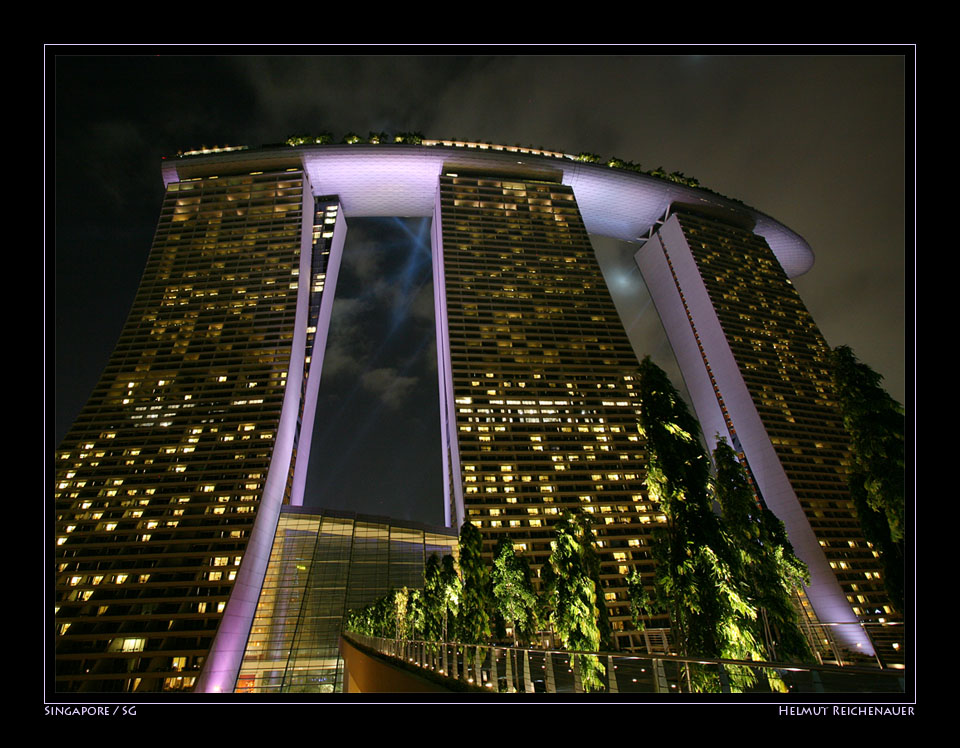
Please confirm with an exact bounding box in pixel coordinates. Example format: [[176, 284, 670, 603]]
[[830, 345, 905, 610]]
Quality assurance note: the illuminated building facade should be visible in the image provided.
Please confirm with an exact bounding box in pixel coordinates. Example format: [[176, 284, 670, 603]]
[[54, 140, 898, 693], [433, 170, 658, 641], [54, 157, 347, 692], [234, 508, 456, 694]]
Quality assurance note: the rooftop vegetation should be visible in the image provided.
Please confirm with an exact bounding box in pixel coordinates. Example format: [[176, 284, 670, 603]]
[[174, 132, 748, 210], [278, 132, 734, 198]]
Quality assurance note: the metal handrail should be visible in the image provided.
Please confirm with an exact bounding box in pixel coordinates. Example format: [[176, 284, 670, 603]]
[[342, 631, 905, 694]]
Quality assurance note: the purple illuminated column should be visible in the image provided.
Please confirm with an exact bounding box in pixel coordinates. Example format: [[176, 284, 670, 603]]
[[431, 186, 464, 531], [287, 206, 347, 507]]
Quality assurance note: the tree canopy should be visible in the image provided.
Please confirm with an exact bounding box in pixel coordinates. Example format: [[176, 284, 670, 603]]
[[542, 510, 608, 691], [636, 356, 763, 691], [456, 522, 492, 645], [830, 346, 905, 612], [491, 539, 539, 645], [830, 345, 905, 544], [421, 553, 460, 643], [713, 438, 811, 663]]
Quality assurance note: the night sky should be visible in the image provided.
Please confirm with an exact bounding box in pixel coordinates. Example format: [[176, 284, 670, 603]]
[[51, 51, 910, 528]]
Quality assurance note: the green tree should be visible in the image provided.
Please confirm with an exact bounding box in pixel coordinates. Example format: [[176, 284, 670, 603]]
[[625, 568, 661, 632], [636, 356, 762, 691], [406, 588, 425, 641], [580, 514, 613, 651], [423, 553, 461, 641], [375, 592, 396, 638], [850, 470, 904, 612], [491, 539, 540, 645], [713, 438, 812, 663], [393, 587, 410, 641], [394, 131, 424, 145], [605, 157, 643, 173], [543, 510, 607, 691], [830, 346, 905, 611], [440, 554, 461, 642], [348, 591, 397, 638], [422, 554, 444, 641], [830, 345, 905, 540], [456, 522, 493, 644], [284, 132, 333, 146], [343, 606, 365, 635]]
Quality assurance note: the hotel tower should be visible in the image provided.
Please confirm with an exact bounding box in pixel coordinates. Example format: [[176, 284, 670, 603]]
[[53, 139, 901, 692]]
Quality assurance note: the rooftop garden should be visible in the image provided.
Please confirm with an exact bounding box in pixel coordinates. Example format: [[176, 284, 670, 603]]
[[281, 132, 708, 191], [175, 132, 745, 206]]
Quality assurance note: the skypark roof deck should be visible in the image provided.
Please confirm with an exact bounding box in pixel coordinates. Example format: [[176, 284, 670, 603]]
[[163, 142, 815, 278]]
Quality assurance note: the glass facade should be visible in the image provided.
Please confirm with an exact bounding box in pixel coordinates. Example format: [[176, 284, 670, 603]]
[[235, 508, 457, 693]]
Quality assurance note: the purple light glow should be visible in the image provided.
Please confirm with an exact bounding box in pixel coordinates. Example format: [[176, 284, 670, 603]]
[[431, 189, 464, 530]]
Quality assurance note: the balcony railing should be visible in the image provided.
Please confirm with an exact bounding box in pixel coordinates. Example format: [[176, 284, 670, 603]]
[[343, 632, 905, 694]]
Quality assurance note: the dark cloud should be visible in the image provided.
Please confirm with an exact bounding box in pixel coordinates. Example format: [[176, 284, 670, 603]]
[[396, 55, 906, 402], [228, 56, 502, 141], [409, 281, 436, 323], [342, 241, 386, 283], [361, 367, 420, 409]]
